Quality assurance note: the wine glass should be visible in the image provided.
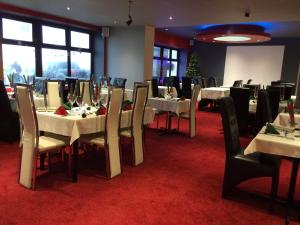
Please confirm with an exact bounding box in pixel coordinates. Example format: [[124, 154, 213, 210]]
[[253, 87, 258, 100], [67, 92, 76, 109], [76, 96, 84, 110]]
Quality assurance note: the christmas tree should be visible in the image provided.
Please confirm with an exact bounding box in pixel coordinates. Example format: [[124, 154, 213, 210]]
[[186, 53, 200, 78]]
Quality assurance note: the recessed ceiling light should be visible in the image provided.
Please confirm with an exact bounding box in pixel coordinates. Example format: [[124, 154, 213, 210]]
[[214, 36, 251, 42], [66, 6, 71, 11], [169, 16, 173, 20], [164, 28, 169, 31], [114, 20, 118, 24]]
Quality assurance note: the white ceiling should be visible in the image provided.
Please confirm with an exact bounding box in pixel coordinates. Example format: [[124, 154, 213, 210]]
[[1, 0, 300, 28]]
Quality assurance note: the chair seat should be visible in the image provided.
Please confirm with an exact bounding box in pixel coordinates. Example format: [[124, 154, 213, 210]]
[[79, 133, 105, 146], [38, 136, 66, 152], [120, 130, 132, 138]]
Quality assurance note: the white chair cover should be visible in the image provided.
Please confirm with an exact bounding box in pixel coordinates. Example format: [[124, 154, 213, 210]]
[[189, 85, 201, 137], [80, 81, 92, 105]]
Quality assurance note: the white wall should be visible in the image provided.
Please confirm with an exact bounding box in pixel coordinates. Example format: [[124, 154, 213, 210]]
[[107, 26, 154, 89], [223, 46, 285, 86]]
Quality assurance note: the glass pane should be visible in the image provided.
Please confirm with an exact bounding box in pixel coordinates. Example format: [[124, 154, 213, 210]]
[[152, 59, 161, 77], [2, 44, 35, 86], [153, 46, 160, 57], [42, 26, 66, 46], [171, 50, 178, 60], [162, 60, 170, 77], [71, 51, 91, 79], [71, 31, 90, 49], [163, 49, 170, 58], [42, 48, 68, 79], [2, 18, 32, 42], [170, 61, 178, 76]]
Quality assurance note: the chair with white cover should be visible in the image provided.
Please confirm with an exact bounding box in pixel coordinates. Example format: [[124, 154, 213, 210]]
[[46, 80, 64, 108], [79, 87, 124, 178], [145, 80, 153, 98], [177, 85, 201, 138], [77, 80, 92, 105], [120, 84, 149, 166], [15, 84, 67, 190]]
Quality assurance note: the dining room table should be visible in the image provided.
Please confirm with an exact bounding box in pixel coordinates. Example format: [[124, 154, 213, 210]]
[[200, 87, 230, 100], [244, 116, 300, 224], [147, 97, 190, 134], [36, 106, 155, 182]]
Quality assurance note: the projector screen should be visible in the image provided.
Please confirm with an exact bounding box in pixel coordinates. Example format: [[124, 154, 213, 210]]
[[223, 46, 285, 87]]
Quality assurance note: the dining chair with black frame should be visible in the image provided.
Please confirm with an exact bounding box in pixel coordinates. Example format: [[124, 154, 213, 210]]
[[120, 84, 149, 166]]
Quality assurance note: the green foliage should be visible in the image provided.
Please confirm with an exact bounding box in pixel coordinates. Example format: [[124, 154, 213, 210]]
[[186, 53, 200, 77]]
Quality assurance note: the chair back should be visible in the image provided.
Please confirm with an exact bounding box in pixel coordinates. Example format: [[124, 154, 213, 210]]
[[104, 87, 124, 177], [219, 97, 241, 159], [230, 87, 250, 135], [66, 77, 77, 94], [152, 78, 159, 97], [189, 85, 201, 137], [46, 81, 63, 108], [113, 78, 127, 88], [243, 84, 260, 97], [207, 77, 217, 87], [182, 77, 192, 99], [267, 89, 280, 121], [172, 76, 181, 97], [15, 84, 39, 188], [145, 80, 153, 98], [233, 80, 243, 87], [255, 90, 272, 134], [247, 79, 252, 84]]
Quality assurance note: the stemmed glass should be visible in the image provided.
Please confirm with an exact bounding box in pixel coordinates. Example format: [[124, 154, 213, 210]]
[[76, 96, 84, 110], [67, 92, 76, 110], [253, 87, 258, 100]]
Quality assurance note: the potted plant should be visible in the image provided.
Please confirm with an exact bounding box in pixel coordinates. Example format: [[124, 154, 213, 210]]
[[186, 53, 201, 79]]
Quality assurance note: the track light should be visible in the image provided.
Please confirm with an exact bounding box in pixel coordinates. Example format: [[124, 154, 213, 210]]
[[126, 15, 132, 26], [126, 0, 133, 26]]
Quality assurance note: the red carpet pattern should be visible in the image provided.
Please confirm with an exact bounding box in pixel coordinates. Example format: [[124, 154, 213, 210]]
[[0, 111, 299, 224]]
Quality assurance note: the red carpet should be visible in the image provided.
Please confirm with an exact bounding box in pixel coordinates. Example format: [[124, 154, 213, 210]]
[[0, 111, 299, 224]]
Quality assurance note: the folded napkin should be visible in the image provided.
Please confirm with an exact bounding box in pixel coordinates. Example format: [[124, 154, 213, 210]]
[[264, 123, 280, 135], [96, 106, 106, 115], [55, 106, 68, 116], [63, 102, 72, 110], [122, 100, 133, 111]]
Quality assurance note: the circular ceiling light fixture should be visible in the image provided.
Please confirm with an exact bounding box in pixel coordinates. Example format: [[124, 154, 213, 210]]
[[195, 24, 271, 43]]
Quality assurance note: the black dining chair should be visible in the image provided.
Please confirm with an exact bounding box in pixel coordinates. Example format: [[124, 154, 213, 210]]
[[267, 89, 280, 121], [219, 96, 281, 201], [246, 79, 252, 84], [113, 77, 127, 88], [230, 87, 250, 136], [172, 76, 181, 97], [182, 77, 192, 99], [152, 77, 159, 97], [255, 90, 273, 135], [207, 76, 217, 87], [232, 80, 243, 87], [0, 80, 20, 142], [200, 77, 207, 88], [243, 84, 260, 98]]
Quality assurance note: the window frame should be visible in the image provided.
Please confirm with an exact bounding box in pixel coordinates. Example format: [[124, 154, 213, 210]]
[[0, 12, 95, 80], [153, 45, 180, 78]]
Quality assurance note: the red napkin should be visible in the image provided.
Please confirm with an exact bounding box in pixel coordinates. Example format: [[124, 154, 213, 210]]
[[123, 104, 132, 111], [55, 106, 68, 116], [5, 87, 13, 93], [96, 106, 106, 115]]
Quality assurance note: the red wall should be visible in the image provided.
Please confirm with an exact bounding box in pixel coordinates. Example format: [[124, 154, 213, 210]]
[[155, 30, 190, 49]]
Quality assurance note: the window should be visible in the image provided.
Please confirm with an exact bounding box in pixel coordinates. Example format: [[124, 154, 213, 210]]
[[71, 31, 90, 49], [42, 26, 66, 46], [2, 18, 33, 42], [42, 48, 68, 79], [152, 46, 179, 77], [2, 44, 35, 85], [71, 51, 91, 79], [0, 14, 94, 84]]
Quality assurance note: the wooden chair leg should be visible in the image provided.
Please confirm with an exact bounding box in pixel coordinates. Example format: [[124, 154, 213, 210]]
[[32, 153, 38, 191]]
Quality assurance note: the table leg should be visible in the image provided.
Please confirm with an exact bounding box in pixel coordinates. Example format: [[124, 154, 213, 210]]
[[72, 140, 78, 183], [286, 159, 299, 224]]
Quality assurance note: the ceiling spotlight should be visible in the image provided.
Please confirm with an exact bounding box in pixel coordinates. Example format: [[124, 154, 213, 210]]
[[114, 20, 118, 25], [164, 28, 169, 31], [66, 6, 71, 11], [126, 15, 132, 26], [126, 0, 133, 26], [169, 16, 173, 20]]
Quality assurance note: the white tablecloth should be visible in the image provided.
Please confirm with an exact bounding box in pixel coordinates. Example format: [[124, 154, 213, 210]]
[[248, 100, 287, 114], [158, 86, 178, 98], [273, 113, 300, 127], [147, 97, 190, 116], [37, 107, 154, 145], [244, 126, 300, 158], [200, 87, 230, 100], [100, 88, 133, 103]]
